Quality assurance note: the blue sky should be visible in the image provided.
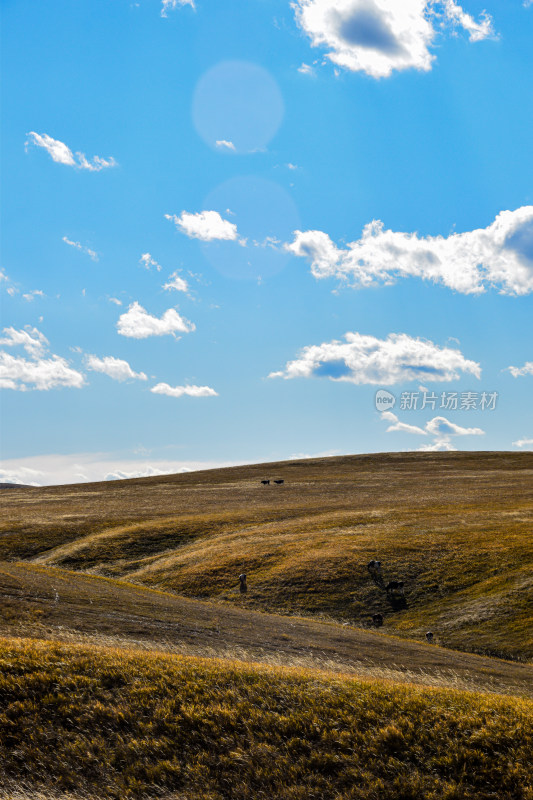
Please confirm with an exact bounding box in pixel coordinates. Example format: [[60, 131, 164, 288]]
[[1, 0, 532, 485]]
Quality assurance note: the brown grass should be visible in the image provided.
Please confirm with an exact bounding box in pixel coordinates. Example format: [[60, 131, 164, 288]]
[[1, 452, 531, 661], [0, 636, 532, 800]]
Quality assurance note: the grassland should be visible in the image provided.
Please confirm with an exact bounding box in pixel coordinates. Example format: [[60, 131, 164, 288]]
[[1, 452, 531, 661], [0, 635, 532, 800]]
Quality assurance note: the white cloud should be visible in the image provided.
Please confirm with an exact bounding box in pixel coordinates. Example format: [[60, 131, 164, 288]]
[[0, 326, 49, 356], [440, 0, 494, 42], [287, 206, 533, 296], [26, 132, 117, 171], [163, 271, 189, 293], [513, 437, 533, 448], [150, 383, 218, 398], [85, 355, 147, 382], [108, 297, 122, 306], [0, 466, 43, 487], [63, 236, 99, 261], [298, 62, 316, 75], [418, 438, 457, 451], [22, 290, 45, 302], [139, 252, 161, 271], [506, 361, 533, 378], [0, 452, 236, 486], [425, 415, 484, 437], [0, 352, 85, 391], [270, 332, 480, 385], [381, 410, 484, 452], [161, 0, 195, 17], [0, 269, 8, 283], [215, 139, 236, 151], [291, 0, 494, 79], [117, 301, 195, 339], [165, 210, 244, 243], [381, 411, 427, 435]]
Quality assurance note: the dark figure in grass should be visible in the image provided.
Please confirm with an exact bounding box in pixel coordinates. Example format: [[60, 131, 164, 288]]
[[239, 573, 247, 594]]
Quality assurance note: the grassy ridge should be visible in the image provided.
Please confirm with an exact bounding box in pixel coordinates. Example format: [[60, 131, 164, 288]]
[[0, 636, 532, 800], [3, 453, 531, 661]]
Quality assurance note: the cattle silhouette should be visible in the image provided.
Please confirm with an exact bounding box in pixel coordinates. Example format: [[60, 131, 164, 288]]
[[239, 573, 247, 594]]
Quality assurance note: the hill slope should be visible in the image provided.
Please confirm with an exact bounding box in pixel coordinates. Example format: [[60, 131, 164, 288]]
[[1, 636, 532, 800], [1, 562, 531, 699], [1, 451, 532, 661]]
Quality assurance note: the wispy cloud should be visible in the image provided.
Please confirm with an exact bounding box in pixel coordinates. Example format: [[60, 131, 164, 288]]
[[286, 206, 533, 296], [139, 252, 161, 271], [117, 301, 195, 339], [270, 332, 480, 385], [292, 0, 495, 79], [163, 271, 189, 293], [26, 132, 117, 171], [513, 437, 533, 448], [0, 326, 49, 357], [506, 361, 533, 378], [85, 355, 147, 382], [161, 0, 195, 17], [22, 290, 45, 302], [215, 139, 236, 151], [165, 210, 245, 243], [63, 236, 99, 261], [151, 383, 218, 398]]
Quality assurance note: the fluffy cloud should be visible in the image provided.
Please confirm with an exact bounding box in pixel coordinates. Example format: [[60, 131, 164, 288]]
[[165, 210, 243, 243], [506, 361, 533, 378], [163, 271, 189, 293], [215, 140, 236, 151], [26, 132, 117, 171], [139, 253, 161, 271], [117, 302, 195, 339], [382, 410, 484, 452], [270, 332, 480, 385], [425, 416, 484, 437], [161, 0, 195, 17], [0, 352, 85, 391], [286, 206, 533, 296], [150, 383, 218, 398], [0, 326, 48, 357], [292, 0, 494, 79], [63, 236, 99, 261], [85, 355, 147, 382]]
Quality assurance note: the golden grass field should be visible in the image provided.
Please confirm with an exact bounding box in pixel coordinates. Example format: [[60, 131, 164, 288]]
[[0, 451, 532, 798]]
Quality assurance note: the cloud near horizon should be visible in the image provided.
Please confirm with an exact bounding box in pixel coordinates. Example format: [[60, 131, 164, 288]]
[[382, 409, 485, 451], [292, 0, 494, 78], [270, 332, 481, 385], [26, 132, 117, 171], [286, 206, 533, 296], [117, 302, 195, 339]]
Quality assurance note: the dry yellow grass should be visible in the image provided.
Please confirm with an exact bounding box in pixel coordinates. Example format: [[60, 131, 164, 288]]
[[0, 636, 532, 800], [1, 452, 531, 660]]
